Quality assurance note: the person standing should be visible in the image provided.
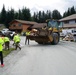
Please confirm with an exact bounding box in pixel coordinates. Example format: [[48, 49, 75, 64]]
[[0, 34, 4, 67], [13, 33, 21, 50], [25, 29, 31, 45]]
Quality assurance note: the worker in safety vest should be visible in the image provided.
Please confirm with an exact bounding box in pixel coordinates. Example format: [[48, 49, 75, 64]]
[[4, 35, 10, 50], [0, 34, 4, 67], [13, 33, 21, 50], [25, 29, 31, 45]]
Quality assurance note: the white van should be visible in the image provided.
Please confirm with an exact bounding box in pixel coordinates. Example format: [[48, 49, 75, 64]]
[[61, 29, 76, 36], [71, 29, 76, 35]]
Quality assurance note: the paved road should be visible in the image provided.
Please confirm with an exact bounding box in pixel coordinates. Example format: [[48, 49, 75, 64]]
[[0, 36, 76, 75]]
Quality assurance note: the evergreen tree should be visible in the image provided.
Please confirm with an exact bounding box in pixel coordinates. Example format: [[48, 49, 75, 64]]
[[14, 12, 18, 19], [52, 9, 62, 20], [70, 6, 75, 15], [63, 6, 76, 17], [18, 9, 22, 19], [22, 7, 31, 21], [6, 8, 15, 28], [67, 8, 71, 16], [9, 8, 15, 20], [0, 5, 7, 26], [42, 11, 46, 22], [33, 12, 38, 22], [63, 12, 67, 18], [38, 11, 42, 22], [32, 10, 52, 23], [6, 10, 11, 28], [48, 10, 52, 19], [33, 12, 36, 21]]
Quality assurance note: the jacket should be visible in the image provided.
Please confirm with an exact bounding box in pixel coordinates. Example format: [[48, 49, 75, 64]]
[[4, 37, 9, 42], [26, 31, 31, 36], [13, 35, 20, 43], [0, 37, 4, 51]]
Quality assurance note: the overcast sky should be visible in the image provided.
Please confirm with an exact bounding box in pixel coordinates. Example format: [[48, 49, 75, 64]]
[[0, 0, 76, 15]]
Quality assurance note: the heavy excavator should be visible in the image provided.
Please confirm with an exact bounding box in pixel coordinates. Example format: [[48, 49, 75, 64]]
[[27, 19, 63, 45]]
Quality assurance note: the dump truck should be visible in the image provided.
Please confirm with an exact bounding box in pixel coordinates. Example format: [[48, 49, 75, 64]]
[[27, 19, 63, 45]]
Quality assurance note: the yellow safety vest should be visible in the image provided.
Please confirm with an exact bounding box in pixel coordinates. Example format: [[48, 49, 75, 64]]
[[13, 35, 20, 43], [26, 31, 30, 36], [0, 37, 4, 51], [4, 37, 9, 42]]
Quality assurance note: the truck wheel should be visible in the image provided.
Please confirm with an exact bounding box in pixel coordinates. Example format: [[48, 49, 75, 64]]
[[51, 33, 59, 45]]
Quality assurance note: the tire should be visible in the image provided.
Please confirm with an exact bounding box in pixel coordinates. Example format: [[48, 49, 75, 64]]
[[51, 33, 59, 45]]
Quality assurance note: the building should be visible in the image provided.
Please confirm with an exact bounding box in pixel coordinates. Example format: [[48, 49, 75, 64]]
[[59, 14, 76, 29], [59, 14, 76, 37], [9, 19, 38, 33]]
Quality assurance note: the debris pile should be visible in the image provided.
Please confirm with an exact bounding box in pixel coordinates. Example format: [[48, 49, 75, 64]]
[[63, 33, 75, 41]]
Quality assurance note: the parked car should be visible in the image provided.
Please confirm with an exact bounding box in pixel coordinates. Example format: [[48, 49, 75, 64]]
[[1, 28, 9, 34], [3, 30, 15, 40]]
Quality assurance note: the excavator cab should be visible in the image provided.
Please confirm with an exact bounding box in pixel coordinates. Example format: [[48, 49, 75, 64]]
[[47, 19, 63, 30]]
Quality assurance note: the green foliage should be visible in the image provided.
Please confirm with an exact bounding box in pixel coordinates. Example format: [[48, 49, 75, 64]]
[[22, 7, 31, 21], [52, 10, 62, 20], [0, 5, 7, 26], [33, 10, 52, 23], [33, 10, 62, 23], [63, 6, 76, 18]]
